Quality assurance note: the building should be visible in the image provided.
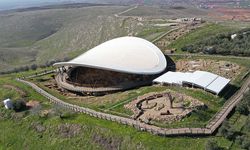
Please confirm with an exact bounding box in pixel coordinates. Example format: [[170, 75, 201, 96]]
[[53, 37, 167, 95]]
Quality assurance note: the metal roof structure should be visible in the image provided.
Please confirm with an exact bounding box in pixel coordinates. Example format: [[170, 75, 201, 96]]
[[54, 36, 167, 75], [153, 71, 230, 95]]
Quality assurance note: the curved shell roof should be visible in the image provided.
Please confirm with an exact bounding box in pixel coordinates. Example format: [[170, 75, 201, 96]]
[[54, 36, 167, 75]]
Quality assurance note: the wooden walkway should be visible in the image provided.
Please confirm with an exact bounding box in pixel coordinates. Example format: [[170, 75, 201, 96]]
[[55, 73, 151, 93], [24, 70, 56, 79], [17, 75, 250, 136]]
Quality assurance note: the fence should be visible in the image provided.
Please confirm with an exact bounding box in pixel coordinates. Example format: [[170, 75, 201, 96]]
[[24, 70, 56, 79], [16, 75, 250, 136]]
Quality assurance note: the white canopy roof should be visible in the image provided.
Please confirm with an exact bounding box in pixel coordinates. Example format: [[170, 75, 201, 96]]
[[153, 71, 230, 94], [54, 36, 167, 75]]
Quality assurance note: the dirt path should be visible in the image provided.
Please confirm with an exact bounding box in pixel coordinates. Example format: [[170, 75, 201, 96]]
[[114, 5, 138, 17]]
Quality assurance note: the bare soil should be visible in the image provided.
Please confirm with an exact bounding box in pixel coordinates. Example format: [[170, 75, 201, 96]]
[[26, 100, 40, 108], [209, 8, 250, 21], [125, 91, 204, 123], [176, 59, 242, 79]]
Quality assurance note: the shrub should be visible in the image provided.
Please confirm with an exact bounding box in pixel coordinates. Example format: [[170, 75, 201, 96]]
[[205, 140, 220, 150], [51, 105, 75, 119], [30, 64, 38, 70], [218, 120, 237, 140], [13, 100, 27, 112], [244, 117, 250, 132], [181, 28, 250, 56], [236, 102, 249, 115], [236, 91, 250, 115], [241, 137, 250, 150]]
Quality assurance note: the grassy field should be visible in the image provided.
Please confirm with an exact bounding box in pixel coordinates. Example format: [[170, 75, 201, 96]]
[[0, 107, 232, 150], [0, 5, 141, 71], [168, 23, 238, 52], [136, 26, 171, 41], [0, 4, 196, 72], [0, 73, 234, 150], [121, 5, 209, 18]]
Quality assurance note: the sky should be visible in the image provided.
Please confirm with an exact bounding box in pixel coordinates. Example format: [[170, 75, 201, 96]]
[[0, 0, 85, 10]]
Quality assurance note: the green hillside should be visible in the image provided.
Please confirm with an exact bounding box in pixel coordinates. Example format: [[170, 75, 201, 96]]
[[0, 4, 211, 73], [0, 5, 141, 72], [180, 28, 250, 56], [168, 24, 236, 51]]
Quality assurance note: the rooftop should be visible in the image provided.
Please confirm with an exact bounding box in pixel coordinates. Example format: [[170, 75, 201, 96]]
[[153, 71, 230, 95], [54, 36, 167, 75]]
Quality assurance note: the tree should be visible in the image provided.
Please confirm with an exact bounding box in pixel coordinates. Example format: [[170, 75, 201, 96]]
[[203, 46, 216, 54], [218, 120, 236, 140], [236, 91, 250, 115], [236, 102, 249, 115], [245, 117, 250, 132], [241, 137, 250, 150], [180, 28, 250, 56], [30, 64, 38, 70]]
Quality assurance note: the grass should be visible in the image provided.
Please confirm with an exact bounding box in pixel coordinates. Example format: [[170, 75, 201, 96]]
[[122, 5, 208, 17], [0, 66, 243, 149], [0, 106, 232, 150], [0, 77, 45, 102], [0, 4, 215, 72], [33, 74, 222, 128], [136, 26, 170, 41], [168, 23, 238, 52], [0, 5, 141, 71]]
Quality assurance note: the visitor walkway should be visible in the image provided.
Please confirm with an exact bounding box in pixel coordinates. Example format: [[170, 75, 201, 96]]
[[55, 73, 151, 93], [16, 75, 250, 136], [24, 70, 55, 79]]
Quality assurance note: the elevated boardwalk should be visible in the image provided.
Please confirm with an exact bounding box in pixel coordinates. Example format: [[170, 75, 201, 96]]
[[55, 73, 151, 93], [17, 75, 250, 136]]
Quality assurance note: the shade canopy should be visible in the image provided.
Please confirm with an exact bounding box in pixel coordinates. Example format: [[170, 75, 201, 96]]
[[153, 71, 230, 95], [54, 36, 167, 75]]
